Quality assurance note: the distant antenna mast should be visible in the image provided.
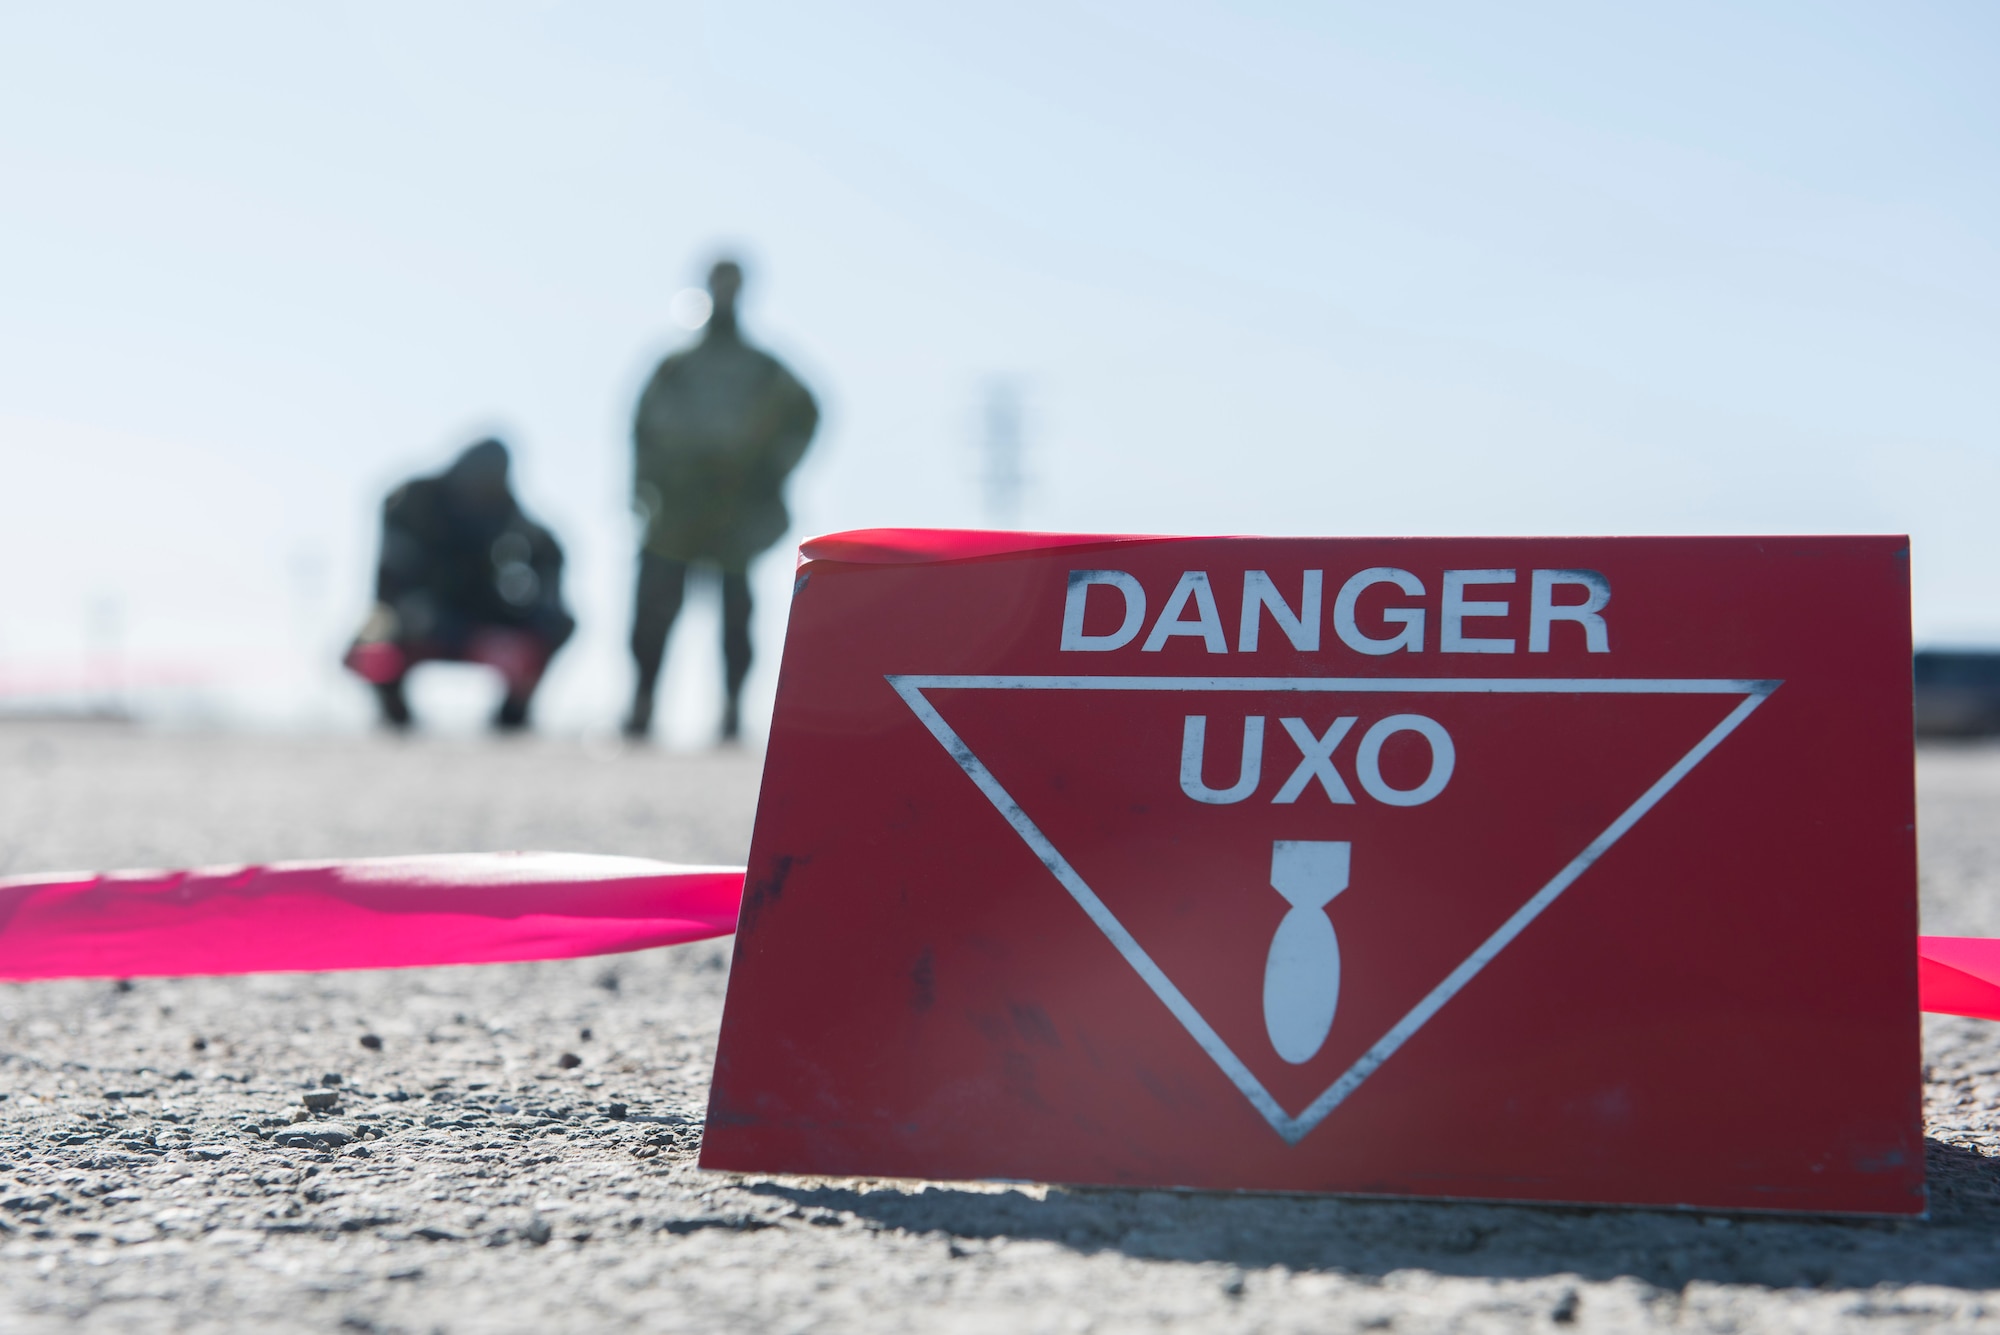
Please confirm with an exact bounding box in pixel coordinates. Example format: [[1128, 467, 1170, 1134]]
[[979, 379, 1026, 528], [87, 593, 124, 720]]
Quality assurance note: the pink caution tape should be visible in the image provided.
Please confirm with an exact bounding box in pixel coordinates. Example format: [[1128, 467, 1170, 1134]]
[[1917, 936, 2000, 1022], [797, 527, 1176, 565], [0, 853, 742, 981], [1, 851, 1996, 1019]]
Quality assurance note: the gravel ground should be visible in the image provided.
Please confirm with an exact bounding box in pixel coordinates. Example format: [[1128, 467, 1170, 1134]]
[[3, 722, 2000, 1333]]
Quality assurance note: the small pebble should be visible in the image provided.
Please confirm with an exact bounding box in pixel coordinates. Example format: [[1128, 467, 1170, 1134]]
[[303, 1090, 339, 1111], [321, 1073, 343, 1087], [523, 1217, 553, 1246], [359, 1034, 383, 1051], [579, 1028, 592, 1041], [274, 1122, 354, 1149], [606, 1102, 628, 1120], [189, 1037, 207, 1052], [556, 1053, 582, 1070]]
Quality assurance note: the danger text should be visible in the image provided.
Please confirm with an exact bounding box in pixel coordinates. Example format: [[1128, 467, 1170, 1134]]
[[1061, 568, 1610, 656]]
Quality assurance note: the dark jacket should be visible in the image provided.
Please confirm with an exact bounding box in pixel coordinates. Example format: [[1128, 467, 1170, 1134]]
[[632, 326, 819, 567], [376, 469, 573, 649]]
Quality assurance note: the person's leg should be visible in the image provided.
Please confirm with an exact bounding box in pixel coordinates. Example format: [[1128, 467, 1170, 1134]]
[[343, 608, 417, 730], [493, 610, 575, 731], [626, 552, 688, 737], [719, 568, 754, 741], [373, 678, 412, 730], [467, 628, 554, 732], [493, 693, 530, 730]]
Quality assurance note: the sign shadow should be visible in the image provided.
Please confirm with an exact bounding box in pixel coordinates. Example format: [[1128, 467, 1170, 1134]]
[[746, 1139, 1998, 1292]]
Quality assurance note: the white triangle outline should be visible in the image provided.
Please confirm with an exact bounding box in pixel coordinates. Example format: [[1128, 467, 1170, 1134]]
[[889, 674, 1781, 1145]]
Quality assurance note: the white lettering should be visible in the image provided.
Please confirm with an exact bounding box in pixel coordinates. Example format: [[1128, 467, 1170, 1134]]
[[1441, 569, 1516, 653], [1060, 570, 1146, 651], [1271, 717, 1357, 804], [1180, 715, 1264, 804], [1333, 568, 1426, 655], [1529, 569, 1611, 653], [1143, 571, 1229, 653], [1354, 714, 1455, 806], [1239, 570, 1322, 652]]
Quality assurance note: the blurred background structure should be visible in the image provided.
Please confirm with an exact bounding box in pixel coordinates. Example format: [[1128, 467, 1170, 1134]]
[[978, 379, 1028, 529], [0, 2, 1995, 743]]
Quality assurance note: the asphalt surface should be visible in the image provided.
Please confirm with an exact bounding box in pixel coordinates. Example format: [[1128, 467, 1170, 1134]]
[[3, 722, 2000, 1333]]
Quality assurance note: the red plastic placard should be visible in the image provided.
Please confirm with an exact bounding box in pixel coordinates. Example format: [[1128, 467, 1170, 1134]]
[[705, 533, 1921, 1215]]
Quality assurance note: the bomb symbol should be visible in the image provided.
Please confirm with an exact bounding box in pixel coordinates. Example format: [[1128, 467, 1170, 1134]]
[[1263, 840, 1351, 1065]]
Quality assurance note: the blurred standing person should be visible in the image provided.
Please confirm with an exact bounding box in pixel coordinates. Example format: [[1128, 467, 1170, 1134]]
[[344, 438, 575, 731], [626, 259, 819, 742]]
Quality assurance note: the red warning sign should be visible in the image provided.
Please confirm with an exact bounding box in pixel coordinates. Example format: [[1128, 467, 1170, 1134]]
[[704, 533, 1921, 1215]]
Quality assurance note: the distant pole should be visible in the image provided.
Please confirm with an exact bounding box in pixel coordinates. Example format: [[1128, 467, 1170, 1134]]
[[87, 593, 124, 719], [979, 379, 1026, 528]]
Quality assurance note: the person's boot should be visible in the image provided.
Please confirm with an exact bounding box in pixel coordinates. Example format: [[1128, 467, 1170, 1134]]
[[373, 680, 412, 731], [719, 693, 742, 744], [622, 687, 655, 740], [493, 695, 531, 732]]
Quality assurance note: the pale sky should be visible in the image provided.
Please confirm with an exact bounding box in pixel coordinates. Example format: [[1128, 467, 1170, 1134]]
[[1, 1, 1994, 740]]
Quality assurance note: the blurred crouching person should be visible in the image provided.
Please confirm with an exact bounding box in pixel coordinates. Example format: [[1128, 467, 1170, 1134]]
[[626, 259, 819, 742], [344, 438, 576, 731]]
